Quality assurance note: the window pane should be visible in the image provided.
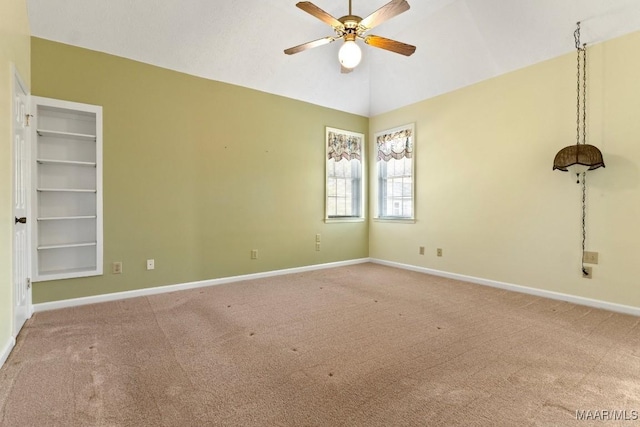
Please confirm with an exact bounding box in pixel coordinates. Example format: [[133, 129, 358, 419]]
[[402, 178, 412, 197], [326, 129, 363, 218], [403, 200, 412, 216], [336, 178, 346, 197], [327, 178, 336, 197], [375, 125, 414, 219], [335, 160, 344, 178], [392, 179, 401, 196], [327, 197, 336, 216]]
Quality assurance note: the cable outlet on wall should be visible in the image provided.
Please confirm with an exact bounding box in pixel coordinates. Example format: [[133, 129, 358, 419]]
[[582, 266, 592, 279], [583, 251, 599, 264], [419, 246, 425, 255], [146, 259, 155, 270], [251, 249, 258, 259], [112, 262, 122, 274], [437, 248, 443, 257]]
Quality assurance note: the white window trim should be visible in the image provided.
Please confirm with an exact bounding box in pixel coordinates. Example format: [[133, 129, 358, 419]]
[[325, 127, 366, 222], [374, 123, 415, 222], [372, 217, 416, 224]]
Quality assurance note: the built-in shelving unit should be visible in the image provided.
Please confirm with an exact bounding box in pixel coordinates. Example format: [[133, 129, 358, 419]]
[[31, 96, 103, 281]]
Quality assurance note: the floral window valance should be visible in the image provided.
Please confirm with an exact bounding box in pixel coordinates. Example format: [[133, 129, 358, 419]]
[[377, 128, 413, 162], [327, 130, 362, 161]]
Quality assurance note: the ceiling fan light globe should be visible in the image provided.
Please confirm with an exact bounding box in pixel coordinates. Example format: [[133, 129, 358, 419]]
[[338, 40, 362, 69]]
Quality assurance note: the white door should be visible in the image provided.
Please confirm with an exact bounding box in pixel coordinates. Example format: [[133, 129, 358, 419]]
[[12, 67, 31, 336]]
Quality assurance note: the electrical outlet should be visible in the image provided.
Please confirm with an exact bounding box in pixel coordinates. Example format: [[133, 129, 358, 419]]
[[112, 262, 122, 274], [419, 246, 425, 255], [437, 248, 443, 257], [251, 249, 258, 259], [146, 259, 155, 270], [583, 251, 599, 264], [316, 242, 321, 251], [582, 266, 592, 279], [316, 234, 321, 243]]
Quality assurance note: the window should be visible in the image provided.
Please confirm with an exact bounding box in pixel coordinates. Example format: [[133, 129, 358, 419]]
[[375, 124, 415, 220], [326, 127, 364, 220]]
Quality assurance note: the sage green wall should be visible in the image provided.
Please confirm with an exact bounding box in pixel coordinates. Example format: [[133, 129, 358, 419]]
[[31, 37, 368, 303], [369, 30, 640, 308], [1, 1, 30, 349]]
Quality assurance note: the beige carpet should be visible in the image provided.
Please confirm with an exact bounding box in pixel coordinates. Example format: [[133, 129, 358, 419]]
[[1, 263, 639, 426]]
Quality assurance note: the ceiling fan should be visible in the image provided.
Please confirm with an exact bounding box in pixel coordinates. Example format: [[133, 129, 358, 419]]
[[284, 0, 416, 71]]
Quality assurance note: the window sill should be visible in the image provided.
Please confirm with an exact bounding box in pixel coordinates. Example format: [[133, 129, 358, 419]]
[[373, 217, 416, 224], [325, 217, 366, 224]]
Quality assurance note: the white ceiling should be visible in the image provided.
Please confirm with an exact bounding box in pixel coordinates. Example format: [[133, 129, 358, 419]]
[[27, 0, 640, 117]]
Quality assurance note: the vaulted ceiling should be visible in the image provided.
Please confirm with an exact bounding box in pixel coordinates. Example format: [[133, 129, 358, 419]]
[[27, 0, 640, 117]]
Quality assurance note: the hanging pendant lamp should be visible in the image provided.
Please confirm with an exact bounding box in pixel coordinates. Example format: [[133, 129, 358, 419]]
[[553, 22, 605, 182], [553, 22, 605, 278]]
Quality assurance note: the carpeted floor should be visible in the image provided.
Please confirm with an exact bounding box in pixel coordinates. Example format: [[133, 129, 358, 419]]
[[1, 263, 639, 426]]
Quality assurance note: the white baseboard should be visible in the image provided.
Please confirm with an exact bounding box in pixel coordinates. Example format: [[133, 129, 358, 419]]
[[0, 335, 16, 370], [34, 258, 371, 313], [33, 257, 640, 318], [371, 258, 640, 317]]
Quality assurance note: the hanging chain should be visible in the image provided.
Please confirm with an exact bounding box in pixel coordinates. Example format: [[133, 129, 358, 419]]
[[575, 22, 589, 276], [575, 23, 581, 147], [574, 22, 588, 146], [582, 42, 587, 145], [581, 172, 588, 275], [574, 22, 581, 50], [578, 22, 589, 276], [581, 32, 588, 275]]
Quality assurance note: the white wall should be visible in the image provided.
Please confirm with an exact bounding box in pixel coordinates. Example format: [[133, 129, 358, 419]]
[[369, 31, 640, 309]]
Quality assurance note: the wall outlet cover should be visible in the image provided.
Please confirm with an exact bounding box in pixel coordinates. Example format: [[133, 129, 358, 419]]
[[112, 262, 122, 274], [583, 251, 599, 264]]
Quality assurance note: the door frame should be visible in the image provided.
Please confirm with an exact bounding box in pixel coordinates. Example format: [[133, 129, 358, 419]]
[[11, 63, 33, 337]]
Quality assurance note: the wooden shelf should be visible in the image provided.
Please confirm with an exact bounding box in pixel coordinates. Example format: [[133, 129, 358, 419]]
[[37, 216, 97, 221], [38, 241, 97, 250], [37, 158, 96, 167], [37, 188, 96, 193], [37, 129, 96, 141]]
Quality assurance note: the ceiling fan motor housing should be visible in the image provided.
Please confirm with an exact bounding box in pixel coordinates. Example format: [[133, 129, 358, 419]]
[[338, 15, 361, 41]]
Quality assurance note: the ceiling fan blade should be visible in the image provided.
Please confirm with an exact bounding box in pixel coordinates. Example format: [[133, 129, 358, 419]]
[[284, 36, 336, 55], [364, 35, 416, 56], [296, 2, 343, 29], [359, 0, 410, 31]]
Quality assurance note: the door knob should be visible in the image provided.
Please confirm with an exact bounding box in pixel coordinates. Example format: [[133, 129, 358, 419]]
[[15, 217, 27, 224]]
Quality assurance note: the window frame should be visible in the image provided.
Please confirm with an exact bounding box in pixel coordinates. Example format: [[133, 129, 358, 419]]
[[325, 127, 365, 222], [374, 123, 416, 222]]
